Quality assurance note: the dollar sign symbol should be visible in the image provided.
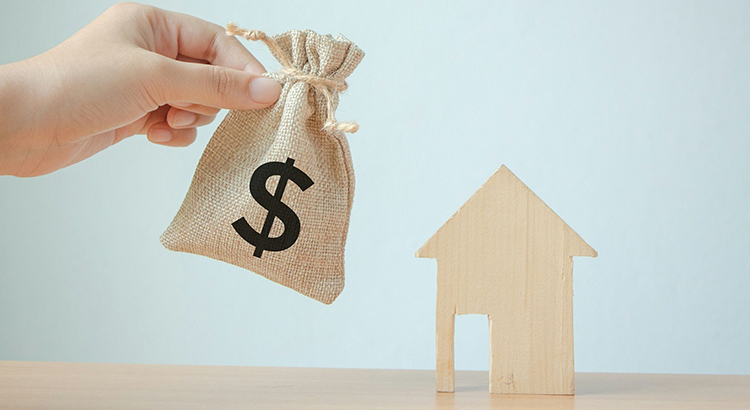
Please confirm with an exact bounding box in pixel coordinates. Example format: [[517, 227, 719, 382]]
[[232, 157, 314, 258]]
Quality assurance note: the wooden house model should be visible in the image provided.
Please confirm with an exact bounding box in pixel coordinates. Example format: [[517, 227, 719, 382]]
[[416, 165, 597, 395]]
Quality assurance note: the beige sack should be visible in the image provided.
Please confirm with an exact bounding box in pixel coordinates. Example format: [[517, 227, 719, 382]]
[[160, 26, 365, 304]]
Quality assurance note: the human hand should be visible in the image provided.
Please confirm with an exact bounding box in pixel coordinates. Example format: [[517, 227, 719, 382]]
[[0, 2, 281, 177]]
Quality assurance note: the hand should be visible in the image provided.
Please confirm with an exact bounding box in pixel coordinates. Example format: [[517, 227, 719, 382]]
[[0, 2, 282, 177]]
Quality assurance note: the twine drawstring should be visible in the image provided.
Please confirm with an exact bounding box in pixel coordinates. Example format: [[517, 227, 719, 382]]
[[226, 23, 359, 134]]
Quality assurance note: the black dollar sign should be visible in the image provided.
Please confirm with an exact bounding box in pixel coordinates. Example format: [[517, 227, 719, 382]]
[[232, 157, 314, 258]]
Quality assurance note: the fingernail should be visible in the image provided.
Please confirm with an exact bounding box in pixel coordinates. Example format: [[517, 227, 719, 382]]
[[172, 111, 197, 128], [249, 77, 282, 104], [170, 102, 192, 108], [150, 128, 173, 143]]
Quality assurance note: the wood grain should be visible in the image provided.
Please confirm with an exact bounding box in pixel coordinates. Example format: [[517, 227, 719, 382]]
[[1, 362, 749, 409], [416, 166, 596, 394]]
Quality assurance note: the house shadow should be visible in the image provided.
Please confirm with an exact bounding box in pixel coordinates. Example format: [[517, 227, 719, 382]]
[[574, 372, 695, 396]]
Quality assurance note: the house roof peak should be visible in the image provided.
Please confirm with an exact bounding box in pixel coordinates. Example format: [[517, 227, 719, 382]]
[[416, 165, 597, 259]]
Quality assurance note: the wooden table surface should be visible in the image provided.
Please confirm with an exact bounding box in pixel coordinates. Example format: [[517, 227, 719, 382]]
[[1, 361, 748, 409]]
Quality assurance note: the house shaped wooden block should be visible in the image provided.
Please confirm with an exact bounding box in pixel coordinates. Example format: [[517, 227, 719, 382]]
[[416, 165, 597, 395]]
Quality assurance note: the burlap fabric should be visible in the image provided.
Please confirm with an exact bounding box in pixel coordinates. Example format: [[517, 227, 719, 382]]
[[160, 27, 364, 304]]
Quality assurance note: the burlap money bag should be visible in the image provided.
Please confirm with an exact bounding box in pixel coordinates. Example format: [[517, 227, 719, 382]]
[[160, 25, 364, 304]]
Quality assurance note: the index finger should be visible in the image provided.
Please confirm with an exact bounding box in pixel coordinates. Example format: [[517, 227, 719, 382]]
[[152, 8, 266, 74]]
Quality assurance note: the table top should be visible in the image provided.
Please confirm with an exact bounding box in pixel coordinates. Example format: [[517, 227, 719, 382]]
[[1, 361, 748, 409]]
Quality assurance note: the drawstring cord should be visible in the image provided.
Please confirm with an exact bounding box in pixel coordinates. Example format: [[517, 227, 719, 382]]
[[226, 23, 359, 134]]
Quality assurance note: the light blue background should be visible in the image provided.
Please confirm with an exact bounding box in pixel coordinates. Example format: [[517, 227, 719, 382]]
[[1, 1, 748, 375]]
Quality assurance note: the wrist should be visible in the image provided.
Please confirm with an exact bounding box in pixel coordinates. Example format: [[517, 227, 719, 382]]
[[0, 63, 22, 176], [0, 56, 55, 176]]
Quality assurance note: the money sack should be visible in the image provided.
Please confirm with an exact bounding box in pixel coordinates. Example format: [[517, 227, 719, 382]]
[[160, 26, 364, 304]]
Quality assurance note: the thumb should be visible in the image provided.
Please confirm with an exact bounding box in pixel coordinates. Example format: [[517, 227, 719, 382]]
[[159, 59, 282, 110]]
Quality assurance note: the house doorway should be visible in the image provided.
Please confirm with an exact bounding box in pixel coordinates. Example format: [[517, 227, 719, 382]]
[[454, 313, 491, 373]]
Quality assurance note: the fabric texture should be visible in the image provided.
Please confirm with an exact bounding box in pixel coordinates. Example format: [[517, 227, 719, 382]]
[[160, 29, 364, 304]]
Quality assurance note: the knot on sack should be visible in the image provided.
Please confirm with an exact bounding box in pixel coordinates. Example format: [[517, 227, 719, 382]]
[[226, 23, 359, 134]]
